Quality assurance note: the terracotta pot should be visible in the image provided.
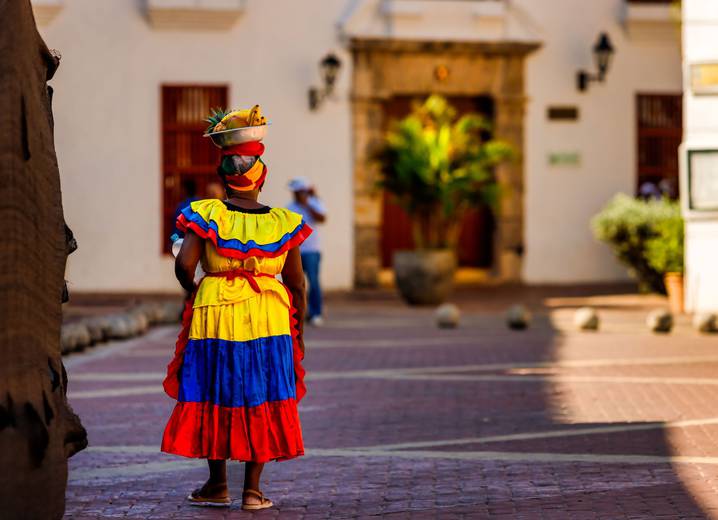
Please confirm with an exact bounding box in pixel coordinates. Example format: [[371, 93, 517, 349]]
[[393, 249, 457, 306], [664, 272, 684, 314]]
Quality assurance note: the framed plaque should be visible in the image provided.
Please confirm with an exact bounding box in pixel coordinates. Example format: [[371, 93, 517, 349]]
[[690, 62, 718, 95], [688, 149, 718, 211]]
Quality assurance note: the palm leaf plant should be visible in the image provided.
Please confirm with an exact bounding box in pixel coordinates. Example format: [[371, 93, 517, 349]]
[[375, 95, 513, 252]]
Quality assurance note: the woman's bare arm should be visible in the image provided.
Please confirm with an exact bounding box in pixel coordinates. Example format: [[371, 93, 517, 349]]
[[175, 230, 202, 294], [281, 247, 306, 354]]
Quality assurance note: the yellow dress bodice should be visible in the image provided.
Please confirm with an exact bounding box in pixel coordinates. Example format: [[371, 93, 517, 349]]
[[176, 199, 311, 309]]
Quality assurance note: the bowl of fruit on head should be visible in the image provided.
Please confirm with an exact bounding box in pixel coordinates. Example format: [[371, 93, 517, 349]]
[[204, 105, 269, 148]]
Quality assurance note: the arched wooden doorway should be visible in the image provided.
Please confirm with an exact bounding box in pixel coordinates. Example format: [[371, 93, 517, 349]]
[[350, 38, 540, 287], [380, 95, 496, 269]]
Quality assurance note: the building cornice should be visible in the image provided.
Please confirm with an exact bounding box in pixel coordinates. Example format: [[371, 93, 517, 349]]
[[349, 38, 541, 57], [145, 0, 246, 31]]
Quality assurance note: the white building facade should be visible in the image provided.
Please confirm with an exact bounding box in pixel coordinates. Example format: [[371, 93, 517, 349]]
[[34, 0, 682, 294], [681, 0, 718, 312]]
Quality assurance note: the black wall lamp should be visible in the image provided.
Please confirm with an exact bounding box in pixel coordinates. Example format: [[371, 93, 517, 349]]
[[309, 52, 342, 110], [577, 32, 615, 92]]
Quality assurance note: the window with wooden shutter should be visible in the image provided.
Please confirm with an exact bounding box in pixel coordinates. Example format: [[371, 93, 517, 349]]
[[636, 93, 682, 198], [161, 85, 228, 253]]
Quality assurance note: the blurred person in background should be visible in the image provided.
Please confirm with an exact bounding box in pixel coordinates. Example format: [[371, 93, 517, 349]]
[[287, 177, 326, 326], [206, 180, 225, 200], [638, 181, 662, 200], [171, 182, 225, 249], [172, 178, 200, 239]]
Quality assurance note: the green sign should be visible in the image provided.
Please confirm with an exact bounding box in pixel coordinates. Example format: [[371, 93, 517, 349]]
[[548, 152, 580, 167]]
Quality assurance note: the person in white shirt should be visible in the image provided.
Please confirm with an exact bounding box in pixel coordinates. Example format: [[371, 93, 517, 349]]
[[287, 177, 326, 326]]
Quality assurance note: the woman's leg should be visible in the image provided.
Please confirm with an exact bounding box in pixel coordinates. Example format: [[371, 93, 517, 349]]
[[208, 459, 227, 486], [243, 462, 266, 504], [244, 461, 265, 492], [191, 459, 228, 499], [309, 253, 322, 317]]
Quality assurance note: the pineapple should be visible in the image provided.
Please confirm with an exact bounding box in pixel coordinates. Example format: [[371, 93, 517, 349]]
[[205, 107, 230, 134]]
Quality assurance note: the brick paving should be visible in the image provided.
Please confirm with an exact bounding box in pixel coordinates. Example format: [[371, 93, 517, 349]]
[[64, 288, 718, 519]]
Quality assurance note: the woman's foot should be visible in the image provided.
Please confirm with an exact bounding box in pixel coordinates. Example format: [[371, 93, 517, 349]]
[[187, 480, 231, 507], [242, 489, 273, 511]]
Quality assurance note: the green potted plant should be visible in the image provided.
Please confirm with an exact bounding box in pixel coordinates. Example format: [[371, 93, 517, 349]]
[[591, 194, 677, 294], [644, 204, 685, 313], [375, 95, 513, 305]]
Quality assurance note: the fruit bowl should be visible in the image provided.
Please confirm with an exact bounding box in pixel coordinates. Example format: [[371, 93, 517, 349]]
[[204, 124, 269, 148]]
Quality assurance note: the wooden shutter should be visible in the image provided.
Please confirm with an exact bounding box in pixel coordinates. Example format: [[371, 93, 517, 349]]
[[636, 93, 682, 197], [161, 85, 228, 253]]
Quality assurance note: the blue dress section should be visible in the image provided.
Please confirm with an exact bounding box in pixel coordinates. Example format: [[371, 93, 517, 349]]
[[178, 335, 296, 408]]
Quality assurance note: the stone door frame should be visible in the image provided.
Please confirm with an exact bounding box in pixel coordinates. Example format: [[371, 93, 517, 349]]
[[350, 38, 540, 288]]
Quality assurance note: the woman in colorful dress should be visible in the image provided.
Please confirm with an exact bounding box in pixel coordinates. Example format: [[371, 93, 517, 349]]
[[161, 106, 311, 510]]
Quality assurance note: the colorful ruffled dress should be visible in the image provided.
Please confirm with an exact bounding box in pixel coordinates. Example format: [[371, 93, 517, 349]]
[[161, 199, 312, 462]]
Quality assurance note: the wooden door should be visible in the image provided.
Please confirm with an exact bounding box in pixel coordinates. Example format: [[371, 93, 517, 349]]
[[636, 93, 682, 198], [380, 95, 496, 268], [161, 85, 228, 253]]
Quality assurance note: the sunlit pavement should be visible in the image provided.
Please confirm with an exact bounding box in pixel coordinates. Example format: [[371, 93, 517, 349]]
[[64, 288, 718, 519]]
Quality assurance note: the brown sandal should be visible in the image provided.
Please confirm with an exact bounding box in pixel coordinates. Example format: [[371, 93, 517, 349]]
[[242, 488, 273, 511], [187, 486, 231, 507]]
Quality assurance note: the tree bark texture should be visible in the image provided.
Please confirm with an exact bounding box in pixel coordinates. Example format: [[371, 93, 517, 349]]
[[0, 1, 87, 519]]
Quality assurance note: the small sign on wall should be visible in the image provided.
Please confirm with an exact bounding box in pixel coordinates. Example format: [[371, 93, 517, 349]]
[[547, 106, 579, 122], [688, 149, 718, 211], [690, 62, 718, 95], [548, 152, 581, 167]]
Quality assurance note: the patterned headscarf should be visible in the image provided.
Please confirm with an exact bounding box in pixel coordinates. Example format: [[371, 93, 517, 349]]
[[219, 141, 267, 192]]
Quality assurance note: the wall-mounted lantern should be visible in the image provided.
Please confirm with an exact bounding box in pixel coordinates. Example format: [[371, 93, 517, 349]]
[[576, 32, 615, 92], [309, 53, 342, 111]]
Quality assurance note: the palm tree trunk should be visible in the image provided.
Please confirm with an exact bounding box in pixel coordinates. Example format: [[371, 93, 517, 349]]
[[0, 2, 87, 519]]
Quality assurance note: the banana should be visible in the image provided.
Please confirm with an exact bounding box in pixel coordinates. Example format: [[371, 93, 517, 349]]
[[214, 105, 267, 131]]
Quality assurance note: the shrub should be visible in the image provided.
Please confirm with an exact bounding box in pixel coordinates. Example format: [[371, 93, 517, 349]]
[[645, 206, 684, 274], [591, 194, 683, 293]]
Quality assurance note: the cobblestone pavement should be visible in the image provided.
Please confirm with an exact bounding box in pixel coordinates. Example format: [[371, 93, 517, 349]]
[[64, 290, 718, 519]]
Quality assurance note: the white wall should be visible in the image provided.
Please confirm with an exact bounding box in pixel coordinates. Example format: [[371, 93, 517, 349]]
[[343, 0, 682, 284], [682, 0, 718, 312], [39, 0, 682, 293], [520, 0, 682, 284], [39, 0, 353, 293]]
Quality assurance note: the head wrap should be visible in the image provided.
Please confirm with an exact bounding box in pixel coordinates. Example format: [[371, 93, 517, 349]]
[[224, 159, 267, 192], [205, 106, 269, 192], [219, 140, 267, 192]]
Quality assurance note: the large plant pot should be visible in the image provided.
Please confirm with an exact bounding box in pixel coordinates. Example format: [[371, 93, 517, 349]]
[[393, 249, 457, 306], [664, 272, 684, 314]]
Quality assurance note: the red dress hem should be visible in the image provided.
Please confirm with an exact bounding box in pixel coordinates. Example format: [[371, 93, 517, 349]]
[[161, 399, 304, 462]]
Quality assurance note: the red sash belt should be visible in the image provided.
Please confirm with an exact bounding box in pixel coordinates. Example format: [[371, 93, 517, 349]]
[[204, 269, 274, 293]]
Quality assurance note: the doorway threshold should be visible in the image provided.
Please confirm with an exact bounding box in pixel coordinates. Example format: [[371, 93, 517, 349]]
[[378, 268, 494, 289]]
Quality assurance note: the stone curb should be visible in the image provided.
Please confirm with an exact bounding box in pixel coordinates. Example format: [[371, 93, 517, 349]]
[[60, 300, 184, 355]]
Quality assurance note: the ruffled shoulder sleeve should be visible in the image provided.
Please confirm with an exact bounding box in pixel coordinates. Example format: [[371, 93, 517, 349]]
[[177, 200, 312, 259]]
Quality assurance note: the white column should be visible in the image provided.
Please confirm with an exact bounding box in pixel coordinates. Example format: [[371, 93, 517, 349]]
[[682, 0, 718, 312]]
